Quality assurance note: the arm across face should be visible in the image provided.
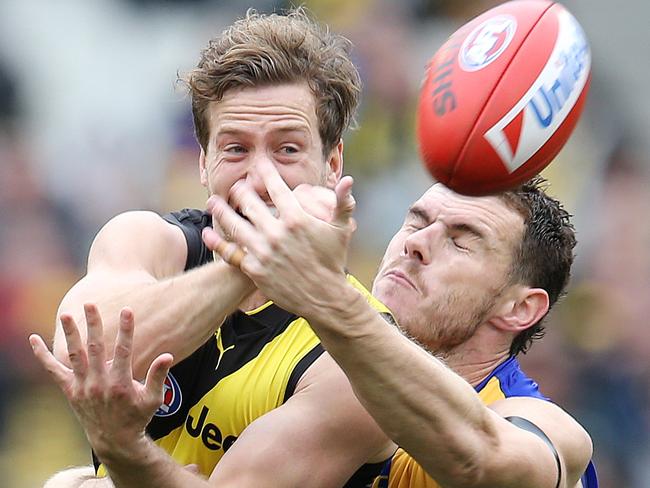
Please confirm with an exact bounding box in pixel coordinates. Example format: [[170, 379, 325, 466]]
[[208, 161, 594, 488]]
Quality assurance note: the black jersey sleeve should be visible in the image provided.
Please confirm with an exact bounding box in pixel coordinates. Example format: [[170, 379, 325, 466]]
[[162, 209, 214, 270]]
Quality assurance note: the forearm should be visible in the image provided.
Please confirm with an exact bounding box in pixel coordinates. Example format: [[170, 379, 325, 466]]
[[98, 436, 213, 488], [56, 262, 255, 379], [305, 283, 496, 485]]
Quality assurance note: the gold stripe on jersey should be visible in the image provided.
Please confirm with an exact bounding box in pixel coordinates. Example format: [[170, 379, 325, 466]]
[[155, 313, 322, 475], [376, 381, 507, 488]]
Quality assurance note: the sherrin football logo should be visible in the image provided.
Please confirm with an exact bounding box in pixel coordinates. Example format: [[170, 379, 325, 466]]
[[459, 15, 517, 71], [154, 372, 183, 417], [484, 9, 591, 173]]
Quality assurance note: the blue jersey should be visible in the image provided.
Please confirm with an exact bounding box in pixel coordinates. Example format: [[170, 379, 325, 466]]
[[374, 356, 598, 488]]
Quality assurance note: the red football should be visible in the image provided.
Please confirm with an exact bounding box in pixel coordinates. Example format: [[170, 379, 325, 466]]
[[417, 0, 591, 195]]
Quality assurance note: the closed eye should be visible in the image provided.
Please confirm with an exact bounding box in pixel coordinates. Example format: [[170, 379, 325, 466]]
[[451, 236, 469, 251]]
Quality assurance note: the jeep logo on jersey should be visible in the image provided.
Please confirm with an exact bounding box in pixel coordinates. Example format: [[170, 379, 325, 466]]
[[186, 405, 238, 452], [484, 9, 590, 173], [459, 15, 516, 71], [154, 372, 182, 417]]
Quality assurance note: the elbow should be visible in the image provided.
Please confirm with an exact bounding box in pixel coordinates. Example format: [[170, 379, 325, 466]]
[[418, 426, 498, 488], [442, 451, 488, 488]]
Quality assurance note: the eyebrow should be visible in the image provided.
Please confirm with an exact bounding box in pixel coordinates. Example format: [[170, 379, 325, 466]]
[[406, 205, 431, 223], [407, 205, 486, 241], [449, 222, 485, 241]]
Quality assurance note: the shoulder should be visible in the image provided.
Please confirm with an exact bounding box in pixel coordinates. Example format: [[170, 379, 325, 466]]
[[490, 396, 593, 484], [89, 210, 188, 278]]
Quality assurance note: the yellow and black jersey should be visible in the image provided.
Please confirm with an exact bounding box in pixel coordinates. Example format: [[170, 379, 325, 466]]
[[95, 208, 392, 486], [371, 356, 598, 488]]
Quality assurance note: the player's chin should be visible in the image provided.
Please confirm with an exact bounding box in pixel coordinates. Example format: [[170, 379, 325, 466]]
[[374, 282, 411, 317]]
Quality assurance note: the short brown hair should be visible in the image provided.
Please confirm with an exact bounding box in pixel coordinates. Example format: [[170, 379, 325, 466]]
[[500, 176, 577, 355], [185, 8, 361, 156]]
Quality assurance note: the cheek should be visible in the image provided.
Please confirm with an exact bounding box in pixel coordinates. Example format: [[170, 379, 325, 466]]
[[277, 163, 324, 188], [206, 162, 242, 198]]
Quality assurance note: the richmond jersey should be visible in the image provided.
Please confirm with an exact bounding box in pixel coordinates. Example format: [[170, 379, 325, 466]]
[[96, 208, 392, 486], [372, 356, 598, 488]]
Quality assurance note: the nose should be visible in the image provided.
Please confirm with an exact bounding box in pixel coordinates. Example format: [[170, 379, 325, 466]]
[[244, 156, 270, 199], [402, 225, 441, 265]]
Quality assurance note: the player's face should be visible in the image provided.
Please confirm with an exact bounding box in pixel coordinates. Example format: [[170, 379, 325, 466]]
[[199, 83, 342, 203], [372, 184, 523, 351]]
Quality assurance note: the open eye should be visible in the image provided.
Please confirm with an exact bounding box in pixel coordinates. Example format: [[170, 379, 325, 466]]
[[225, 144, 247, 154], [280, 145, 299, 154]]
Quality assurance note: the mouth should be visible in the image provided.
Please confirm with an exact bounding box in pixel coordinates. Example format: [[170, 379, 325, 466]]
[[383, 269, 417, 291]]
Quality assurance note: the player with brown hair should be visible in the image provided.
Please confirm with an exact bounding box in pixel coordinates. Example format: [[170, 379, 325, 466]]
[[34, 8, 395, 488]]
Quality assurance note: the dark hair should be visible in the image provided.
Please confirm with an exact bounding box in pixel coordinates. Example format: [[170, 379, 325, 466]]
[[184, 8, 361, 157], [499, 176, 577, 355]]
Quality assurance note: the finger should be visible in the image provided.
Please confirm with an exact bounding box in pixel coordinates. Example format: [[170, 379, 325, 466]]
[[84, 303, 107, 376], [202, 226, 224, 254], [256, 158, 300, 216], [208, 194, 259, 250], [293, 184, 337, 222], [144, 352, 174, 404], [110, 307, 135, 383], [333, 176, 356, 227], [229, 180, 279, 235], [203, 228, 247, 268], [59, 313, 88, 378], [29, 334, 73, 391], [212, 237, 247, 268]]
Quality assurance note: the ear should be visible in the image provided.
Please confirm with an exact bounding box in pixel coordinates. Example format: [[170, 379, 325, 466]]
[[199, 147, 208, 187], [324, 140, 344, 189], [489, 286, 550, 334]]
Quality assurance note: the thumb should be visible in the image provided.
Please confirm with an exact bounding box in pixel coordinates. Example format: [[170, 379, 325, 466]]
[[144, 353, 174, 403], [333, 176, 355, 228]]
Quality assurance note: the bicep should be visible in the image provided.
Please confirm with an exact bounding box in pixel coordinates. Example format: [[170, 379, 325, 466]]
[[53, 211, 187, 356], [86, 210, 187, 278], [208, 354, 391, 487]]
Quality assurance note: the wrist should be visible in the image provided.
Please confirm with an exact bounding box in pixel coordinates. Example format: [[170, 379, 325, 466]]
[[93, 431, 150, 467], [303, 278, 377, 340]]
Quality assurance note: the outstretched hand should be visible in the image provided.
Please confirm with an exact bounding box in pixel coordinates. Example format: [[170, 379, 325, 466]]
[[29, 304, 173, 461], [202, 159, 357, 318]]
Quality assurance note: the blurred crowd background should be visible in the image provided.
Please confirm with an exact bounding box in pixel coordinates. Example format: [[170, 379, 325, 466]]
[[0, 0, 648, 486]]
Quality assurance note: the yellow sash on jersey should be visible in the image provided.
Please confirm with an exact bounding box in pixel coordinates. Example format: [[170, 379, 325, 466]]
[[376, 376, 507, 488]]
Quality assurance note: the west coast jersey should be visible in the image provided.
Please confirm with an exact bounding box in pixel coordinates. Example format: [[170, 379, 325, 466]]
[[96, 208, 392, 486], [372, 356, 598, 488]]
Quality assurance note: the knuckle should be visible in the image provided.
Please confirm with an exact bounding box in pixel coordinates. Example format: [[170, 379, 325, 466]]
[[87, 382, 104, 398], [265, 229, 284, 250], [255, 246, 273, 264], [113, 343, 130, 359], [87, 342, 104, 356], [109, 382, 129, 399], [283, 214, 304, 232]]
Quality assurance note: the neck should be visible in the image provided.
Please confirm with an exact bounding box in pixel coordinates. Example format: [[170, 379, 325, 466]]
[[433, 330, 512, 387], [239, 289, 269, 312]]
